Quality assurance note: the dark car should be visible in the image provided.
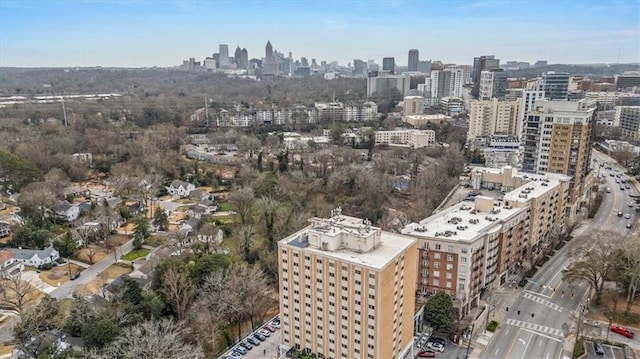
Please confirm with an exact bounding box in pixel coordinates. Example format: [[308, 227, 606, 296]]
[[593, 341, 605, 355], [70, 272, 81, 280], [233, 346, 247, 355], [246, 336, 260, 346], [253, 333, 266, 341], [239, 341, 253, 350]]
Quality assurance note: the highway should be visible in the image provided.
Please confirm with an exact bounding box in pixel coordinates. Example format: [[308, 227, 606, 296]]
[[482, 150, 638, 359]]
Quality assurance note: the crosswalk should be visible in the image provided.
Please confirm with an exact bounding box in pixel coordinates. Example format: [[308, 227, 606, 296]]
[[523, 291, 563, 312], [504, 318, 565, 338]]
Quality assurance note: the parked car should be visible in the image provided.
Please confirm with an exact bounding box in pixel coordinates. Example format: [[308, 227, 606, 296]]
[[233, 346, 247, 355], [429, 337, 446, 347], [263, 324, 276, 332], [257, 328, 271, 337], [610, 324, 635, 338], [417, 350, 437, 357], [426, 342, 444, 353], [239, 341, 253, 350], [270, 320, 281, 329], [625, 213, 631, 219], [593, 341, 605, 355], [252, 333, 266, 342], [618, 211, 623, 217], [70, 272, 81, 280], [627, 222, 633, 229], [246, 336, 260, 346], [227, 352, 242, 359]]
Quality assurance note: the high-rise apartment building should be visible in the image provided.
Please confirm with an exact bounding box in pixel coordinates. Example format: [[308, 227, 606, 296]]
[[522, 99, 596, 216], [403, 96, 425, 115], [472, 55, 500, 98], [517, 82, 545, 139], [218, 44, 230, 68], [278, 212, 417, 359], [614, 106, 640, 139], [367, 72, 411, 99], [240, 48, 249, 69], [467, 98, 521, 140], [479, 69, 507, 101], [353, 59, 367, 76], [542, 72, 570, 100], [402, 195, 530, 318], [408, 49, 419, 72], [430, 67, 464, 98], [417, 60, 432, 73], [382, 57, 396, 74], [265, 40, 274, 63], [234, 46, 242, 67]]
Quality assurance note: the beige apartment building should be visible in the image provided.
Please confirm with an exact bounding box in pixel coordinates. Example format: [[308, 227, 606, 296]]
[[465, 166, 571, 252], [278, 212, 417, 359], [402, 196, 530, 319], [402, 114, 452, 127], [374, 129, 436, 148], [467, 98, 521, 140]]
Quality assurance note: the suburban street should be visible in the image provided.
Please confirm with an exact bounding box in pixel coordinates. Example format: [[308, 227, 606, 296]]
[[481, 150, 639, 359], [49, 239, 134, 299]]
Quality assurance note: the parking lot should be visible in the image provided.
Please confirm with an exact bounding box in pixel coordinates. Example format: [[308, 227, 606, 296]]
[[219, 317, 281, 359], [582, 340, 625, 359], [414, 335, 468, 359]]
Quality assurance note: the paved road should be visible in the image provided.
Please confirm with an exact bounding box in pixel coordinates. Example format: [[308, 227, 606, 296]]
[[481, 150, 637, 359], [582, 340, 625, 359], [49, 239, 134, 299]]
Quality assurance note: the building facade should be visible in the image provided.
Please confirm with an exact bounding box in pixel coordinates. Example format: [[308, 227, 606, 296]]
[[614, 106, 640, 139], [472, 55, 500, 98], [408, 49, 419, 72], [367, 73, 411, 99], [382, 57, 396, 74], [467, 98, 521, 140], [479, 69, 507, 101], [374, 129, 436, 148], [542, 72, 570, 100], [278, 213, 417, 359]]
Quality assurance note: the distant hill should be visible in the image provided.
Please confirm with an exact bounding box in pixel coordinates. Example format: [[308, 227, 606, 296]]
[[506, 63, 640, 78]]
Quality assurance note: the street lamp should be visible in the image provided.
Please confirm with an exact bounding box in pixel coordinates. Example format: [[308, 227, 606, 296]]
[[606, 317, 612, 341]]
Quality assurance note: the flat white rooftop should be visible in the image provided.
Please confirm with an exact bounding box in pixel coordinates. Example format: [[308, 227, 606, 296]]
[[402, 197, 526, 242], [281, 215, 416, 270]]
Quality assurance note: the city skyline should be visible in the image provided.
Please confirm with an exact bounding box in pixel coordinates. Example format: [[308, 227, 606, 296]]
[[0, 0, 639, 68]]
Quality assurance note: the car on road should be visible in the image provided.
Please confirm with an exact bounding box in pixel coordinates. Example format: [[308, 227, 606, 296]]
[[606, 187, 611, 193], [426, 342, 444, 353], [70, 272, 81, 280], [627, 222, 633, 228], [626, 185, 631, 189], [610, 324, 635, 338], [417, 350, 437, 357], [624, 213, 631, 219], [594, 341, 605, 355], [618, 211, 623, 217]]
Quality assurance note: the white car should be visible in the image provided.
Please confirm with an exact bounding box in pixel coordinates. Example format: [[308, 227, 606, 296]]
[[426, 342, 444, 353], [270, 321, 281, 329], [625, 213, 631, 219], [257, 328, 270, 337]]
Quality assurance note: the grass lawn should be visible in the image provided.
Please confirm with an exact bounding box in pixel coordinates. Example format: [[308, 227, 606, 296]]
[[39, 263, 85, 287], [75, 245, 107, 264], [122, 248, 150, 261], [213, 215, 236, 224], [218, 202, 233, 212], [587, 289, 640, 327], [146, 235, 164, 247], [108, 233, 131, 246]]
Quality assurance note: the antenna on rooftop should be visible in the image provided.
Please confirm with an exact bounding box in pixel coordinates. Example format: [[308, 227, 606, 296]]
[[61, 98, 68, 127]]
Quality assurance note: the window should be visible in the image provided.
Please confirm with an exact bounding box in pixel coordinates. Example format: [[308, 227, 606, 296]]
[[447, 245, 454, 252], [433, 253, 441, 259], [446, 281, 452, 288], [435, 244, 441, 250], [433, 262, 440, 269], [461, 256, 467, 263], [446, 272, 452, 279], [433, 279, 440, 286], [446, 263, 453, 270], [447, 255, 454, 262], [433, 270, 440, 277]]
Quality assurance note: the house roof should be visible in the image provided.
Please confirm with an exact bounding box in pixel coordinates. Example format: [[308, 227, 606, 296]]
[[9, 246, 57, 260], [170, 180, 192, 188], [51, 202, 72, 213], [0, 250, 14, 263], [0, 221, 10, 229]]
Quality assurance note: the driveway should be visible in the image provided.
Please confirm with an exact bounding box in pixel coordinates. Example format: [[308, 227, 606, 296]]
[[21, 271, 56, 294]]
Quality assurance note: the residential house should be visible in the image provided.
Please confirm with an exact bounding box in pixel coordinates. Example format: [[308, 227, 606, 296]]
[[0, 251, 24, 278], [96, 214, 126, 232], [166, 180, 196, 197], [0, 221, 10, 237], [49, 202, 80, 222], [9, 246, 60, 267], [126, 201, 145, 216]]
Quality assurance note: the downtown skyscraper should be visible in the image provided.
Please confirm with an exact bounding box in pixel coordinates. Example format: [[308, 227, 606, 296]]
[[407, 49, 419, 72]]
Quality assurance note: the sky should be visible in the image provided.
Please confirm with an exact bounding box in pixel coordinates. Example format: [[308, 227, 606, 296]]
[[0, 0, 639, 68]]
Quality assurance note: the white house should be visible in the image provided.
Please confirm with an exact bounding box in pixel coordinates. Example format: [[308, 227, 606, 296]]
[[50, 202, 80, 222], [0, 251, 24, 279], [0, 222, 10, 237], [9, 246, 60, 267], [166, 180, 196, 197]]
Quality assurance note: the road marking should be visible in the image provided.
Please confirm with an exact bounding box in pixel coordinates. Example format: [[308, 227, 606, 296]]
[[519, 327, 564, 343], [524, 289, 552, 299], [505, 319, 564, 338], [505, 329, 510, 335], [495, 349, 500, 355], [518, 338, 526, 345], [504, 328, 522, 359], [522, 292, 563, 312], [521, 331, 534, 359]]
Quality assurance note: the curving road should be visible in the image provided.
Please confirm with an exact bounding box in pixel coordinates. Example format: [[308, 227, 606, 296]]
[[482, 150, 638, 359]]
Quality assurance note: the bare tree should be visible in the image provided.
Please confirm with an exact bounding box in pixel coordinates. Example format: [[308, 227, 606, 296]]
[[158, 268, 197, 322], [233, 224, 256, 262], [228, 187, 256, 225], [258, 196, 281, 250], [563, 230, 621, 304], [0, 271, 40, 315], [95, 319, 203, 359], [617, 240, 640, 315], [17, 181, 58, 225]]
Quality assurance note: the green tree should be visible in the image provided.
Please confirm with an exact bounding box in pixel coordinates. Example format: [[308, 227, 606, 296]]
[[423, 291, 454, 332], [53, 231, 78, 258], [82, 318, 122, 349], [189, 253, 232, 285], [132, 215, 150, 249], [0, 150, 43, 192], [152, 209, 169, 231], [65, 294, 97, 337]]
